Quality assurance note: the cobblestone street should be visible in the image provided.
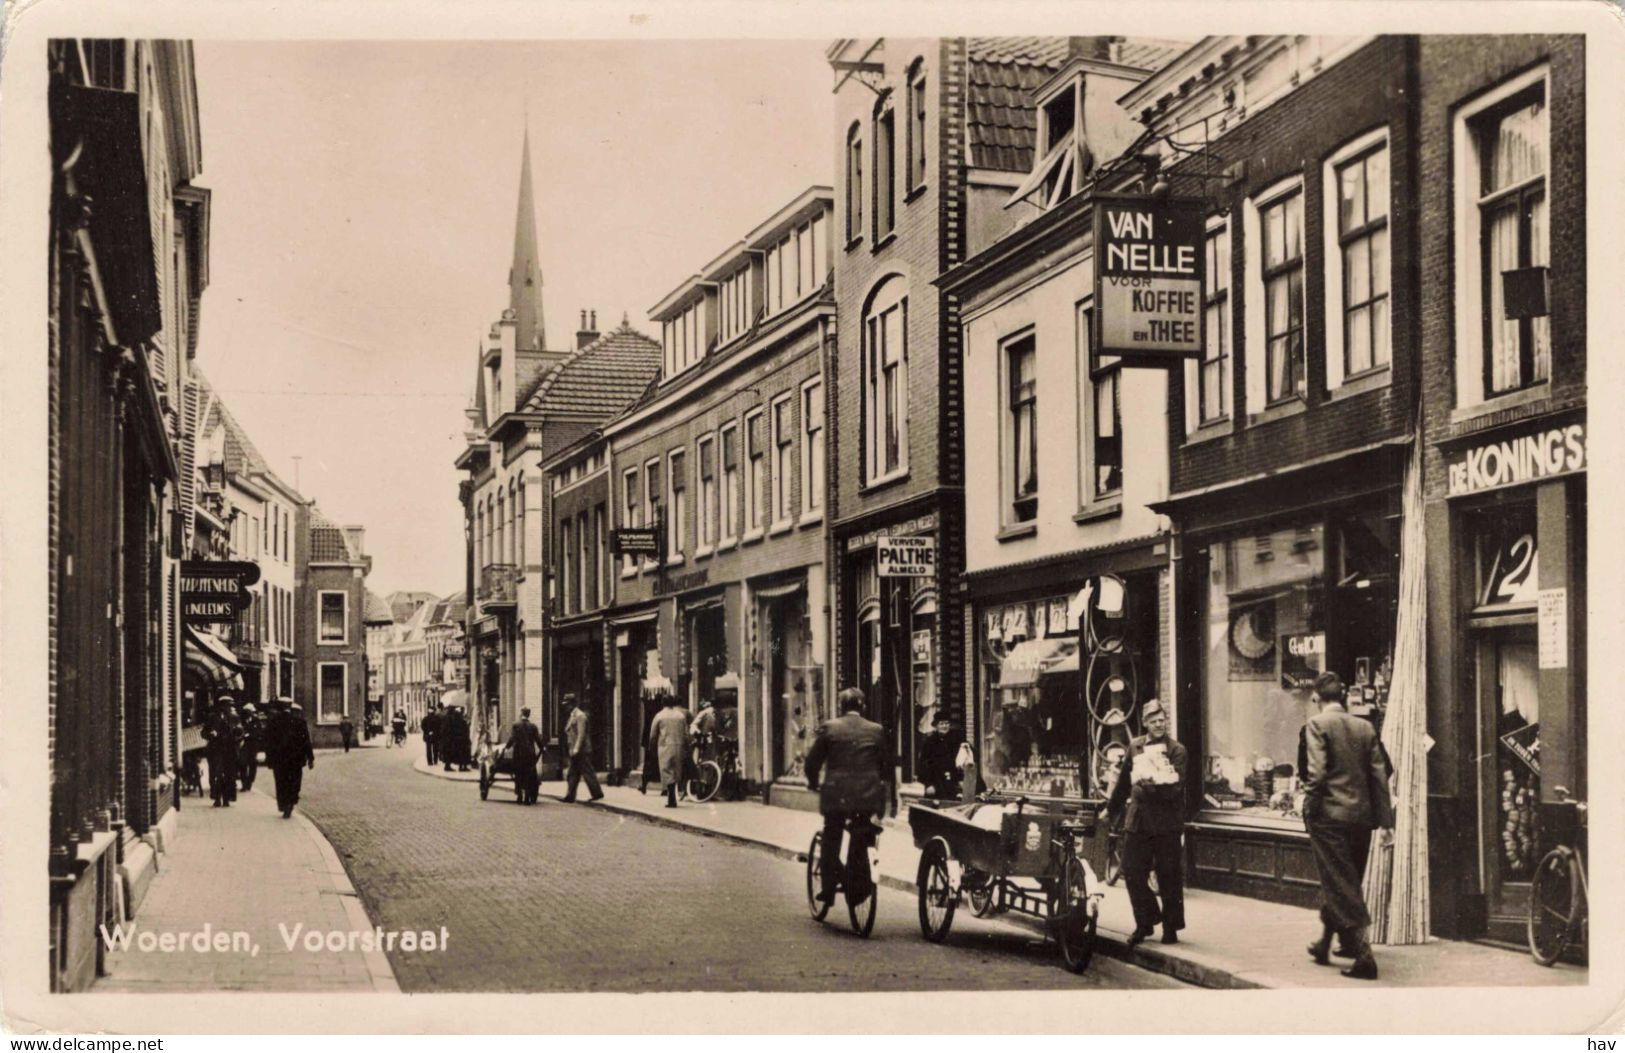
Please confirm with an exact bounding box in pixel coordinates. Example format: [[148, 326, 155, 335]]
[[298, 745, 1184, 992]]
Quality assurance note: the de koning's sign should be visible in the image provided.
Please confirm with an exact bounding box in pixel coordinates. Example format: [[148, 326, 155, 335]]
[[1093, 194, 1206, 365], [1447, 422, 1585, 497]]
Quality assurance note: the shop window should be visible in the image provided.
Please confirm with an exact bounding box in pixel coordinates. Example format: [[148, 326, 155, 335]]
[[744, 410, 764, 535], [1186, 221, 1231, 432], [1326, 135, 1391, 383], [1005, 333, 1038, 522], [1483, 629, 1541, 883], [1199, 524, 1327, 827], [1473, 504, 1539, 610], [720, 422, 740, 541], [1455, 67, 1551, 407], [863, 277, 909, 486], [801, 380, 824, 517]]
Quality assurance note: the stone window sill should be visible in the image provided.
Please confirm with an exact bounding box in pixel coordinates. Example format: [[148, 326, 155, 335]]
[[997, 522, 1037, 543], [1325, 366, 1391, 404], [1073, 502, 1123, 526], [1451, 382, 1551, 426], [1247, 397, 1308, 428], [1183, 418, 1233, 447]]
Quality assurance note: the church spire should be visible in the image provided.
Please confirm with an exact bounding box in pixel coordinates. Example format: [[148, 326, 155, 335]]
[[508, 125, 546, 352]]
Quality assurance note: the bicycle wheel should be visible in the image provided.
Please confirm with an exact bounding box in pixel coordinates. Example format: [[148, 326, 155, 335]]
[[965, 869, 996, 917], [1056, 855, 1097, 973], [917, 840, 956, 941], [806, 833, 831, 922], [848, 857, 878, 938], [1528, 847, 1579, 966], [1104, 836, 1123, 887], [690, 761, 723, 803]]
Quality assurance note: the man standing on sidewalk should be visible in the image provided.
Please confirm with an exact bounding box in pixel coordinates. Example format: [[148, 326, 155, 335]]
[[422, 702, 441, 766], [1106, 698, 1187, 946], [562, 694, 605, 803], [1302, 671, 1394, 980], [267, 697, 315, 819], [647, 698, 691, 808], [507, 707, 544, 805]]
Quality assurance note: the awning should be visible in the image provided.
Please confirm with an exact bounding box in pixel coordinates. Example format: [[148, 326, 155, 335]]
[[752, 579, 804, 600], [640, 648, 676, 700], [997, 638, 1076, 690], [184, 625, 243, 689]]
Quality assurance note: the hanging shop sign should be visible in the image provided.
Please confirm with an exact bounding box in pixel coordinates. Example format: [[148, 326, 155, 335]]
[[877, 535, 936, 578], [1447, 422, 1585, 498], [1092, 193, 1206, 366], [444, 638, 467, 660], [180, 560, 260, 625]]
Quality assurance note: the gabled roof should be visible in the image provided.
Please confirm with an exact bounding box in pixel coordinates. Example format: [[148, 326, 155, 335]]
[[308, 506, 359, 563], [965, 37, 1188, 173], [428, 590, 468, 626], [364, 590, 394, 625], [386, 589, 439, 623], [192, 367, 301, 498], [523, 322, 662, 420]]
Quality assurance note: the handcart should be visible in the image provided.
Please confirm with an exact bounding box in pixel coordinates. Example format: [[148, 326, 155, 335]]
[[478, 742, 523, 802], [909, 794, 1103, 972]]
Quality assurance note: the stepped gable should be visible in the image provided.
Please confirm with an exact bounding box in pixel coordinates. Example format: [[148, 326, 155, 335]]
[[523, 321, 662, 420]]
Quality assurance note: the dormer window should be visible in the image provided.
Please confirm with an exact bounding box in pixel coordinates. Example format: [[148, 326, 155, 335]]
[[661, 297, 709, 379], [1009, 75, 1090, 210], [718, 266, 752, 345]]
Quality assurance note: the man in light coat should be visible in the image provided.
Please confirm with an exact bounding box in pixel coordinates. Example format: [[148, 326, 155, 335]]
[[647, 699, 691, 808], [804, 687, 895, 905], [1302, 671, 1395, 980], [562, 694, 605, 804]]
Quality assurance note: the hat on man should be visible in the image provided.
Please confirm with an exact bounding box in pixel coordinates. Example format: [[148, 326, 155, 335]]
[[1141, 698, 1166, 720], [520, 708, 532, 718], [1313, 671, 1346, 701]]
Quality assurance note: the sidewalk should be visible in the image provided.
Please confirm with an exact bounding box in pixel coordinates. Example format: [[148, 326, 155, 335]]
[[453, 772, 1582, 990], [95, 786, 398, 992]]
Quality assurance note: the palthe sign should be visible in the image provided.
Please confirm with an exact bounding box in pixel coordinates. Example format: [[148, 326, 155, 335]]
[[877, 535, 935, 578]]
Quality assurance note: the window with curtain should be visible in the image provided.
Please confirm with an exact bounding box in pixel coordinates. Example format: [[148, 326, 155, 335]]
[[320, 592, 346, 644], [1337, 145, 1391, 376], [1477, 88, 1549, 396], [319, 664, 346, 723], [668, 450, 687, 558], [644, 459, 662, 568], [772, 395, 794, 524], [721, 423, 740, 540], [561, 519, 573, 613], [1261, 189, 1306, 403], [1081, 305, 1121, 499], [1200, 224, 1231, 424], [1006, 335, 1037, 521], [622, 469, 639, 572]]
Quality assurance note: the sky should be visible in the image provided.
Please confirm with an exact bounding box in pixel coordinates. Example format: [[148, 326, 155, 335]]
[[191, 40, 834, 598]]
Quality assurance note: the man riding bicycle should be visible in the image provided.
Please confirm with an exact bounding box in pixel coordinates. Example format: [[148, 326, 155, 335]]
[[805, 686, 896, 907]]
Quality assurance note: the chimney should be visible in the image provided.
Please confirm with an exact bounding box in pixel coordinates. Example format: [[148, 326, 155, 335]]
[[343, 525, 366, 558], [576, 309, 600, 350], [1068, 36, 1118, 62]]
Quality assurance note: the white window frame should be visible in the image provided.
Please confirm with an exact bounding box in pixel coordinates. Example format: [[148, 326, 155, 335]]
[[769, 392, 795, 532], [845, 123, 863, 245], [1185, 216, 1234, 438], [318, 589, 348, 645], [643, 457, 662, 571], [719, 420, 741, 547], [1323, 126, 1393, 394], [907, 58, 928, 195], [1242, 174, 1307, 417], [1003, 327, 1039, 526], [696, 432, 717, 556], [1453, 64, 1552, 411], [743, 408, 765, 542], [800, 378, 825, 525], [1076, 300, 1123, 508], [862, 281, 910, 488], [316, 661, 348, 724], [874, 102, 896, 242], [621, 467, 640, 577], [667, 448, 686, 565]]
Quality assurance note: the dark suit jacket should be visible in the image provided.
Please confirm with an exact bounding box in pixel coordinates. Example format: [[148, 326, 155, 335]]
[[509, 718, 544, 764], [1107, 733, 1188, 835], [1302, 703, 1395, 829], [804, 712, 892, 817], [270, 709, 314, 768]]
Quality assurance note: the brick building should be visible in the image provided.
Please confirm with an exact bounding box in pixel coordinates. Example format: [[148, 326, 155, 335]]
[[938, 39, 1183, 806], [296, 511, 372, 748], [1125, 36, 1419, 907], [1415, 35, 1585, 942], [599, 188, 834, 795]]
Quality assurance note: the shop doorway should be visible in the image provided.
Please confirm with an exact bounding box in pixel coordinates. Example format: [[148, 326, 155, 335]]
[[615, 624, 655, 774], [764, 590, 818, 780], [690, 603, 728, 707], [1476, 624, 1540, 936]]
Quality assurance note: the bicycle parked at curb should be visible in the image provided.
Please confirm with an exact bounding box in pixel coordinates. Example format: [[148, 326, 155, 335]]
[[805, 814, 882, 937], [1528, 785, 1587, 966], [687, 733, 739, 803]]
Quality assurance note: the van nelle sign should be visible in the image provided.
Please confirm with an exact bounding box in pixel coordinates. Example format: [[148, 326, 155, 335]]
[[1093, 194, 1205, 365]]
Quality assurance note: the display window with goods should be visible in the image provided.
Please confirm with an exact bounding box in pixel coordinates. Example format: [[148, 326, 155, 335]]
[[977, 571, 1159, 801], [1194, 513, 1397, 828]]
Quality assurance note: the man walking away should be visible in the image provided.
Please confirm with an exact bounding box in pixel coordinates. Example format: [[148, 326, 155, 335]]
[[1302, 672, 1395, 980], [238, 703, 263, 792], [562, 694, 605, 803], [267, 696, 316, 819], [647, 698, 691, 808], [422, 703, 441, 766], [338, 713, 355, 753], [1106, 698, 1188, 946], [804, 687, 895, 906], [507, 707, 544, 805], [202, 697, 238, 808]]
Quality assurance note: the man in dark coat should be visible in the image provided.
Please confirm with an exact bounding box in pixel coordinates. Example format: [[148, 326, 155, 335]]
[[202, 697, 239, 808], [1302, 671, 1394, 980], [237, 703, 263, 792], [804, 687, 895, 905], [506, 707, 544, 805], [422, 703, 441, 766], [338, 714, 355, 753], [443, 704, 471, 772], [266, 697, 315, 819], [916, 711, 962, 799], [1106, 698, 1188, 945]]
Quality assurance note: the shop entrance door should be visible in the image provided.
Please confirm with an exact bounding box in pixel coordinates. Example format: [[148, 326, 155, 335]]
[[1475, 624, 1540, 938]]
